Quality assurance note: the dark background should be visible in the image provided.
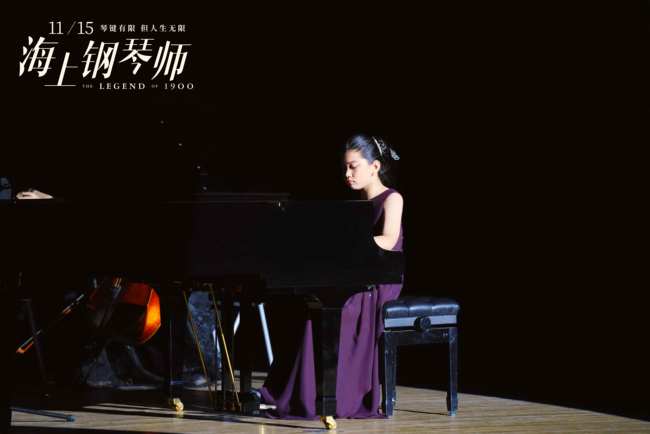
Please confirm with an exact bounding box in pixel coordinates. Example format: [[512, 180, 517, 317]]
[[5, 2, 647, 421]]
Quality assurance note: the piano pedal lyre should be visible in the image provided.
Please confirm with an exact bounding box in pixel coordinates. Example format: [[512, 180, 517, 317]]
[[320, 415, 337, 430]]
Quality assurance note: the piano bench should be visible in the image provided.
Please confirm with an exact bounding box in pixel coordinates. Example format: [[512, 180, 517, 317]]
[[381, 297, 460, 417]]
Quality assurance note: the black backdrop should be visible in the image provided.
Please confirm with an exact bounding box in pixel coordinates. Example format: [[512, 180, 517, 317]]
[[5, 3, 647, 420]]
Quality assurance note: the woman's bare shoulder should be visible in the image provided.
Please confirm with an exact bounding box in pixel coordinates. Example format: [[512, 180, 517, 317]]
[[384, 190, 404, 205]]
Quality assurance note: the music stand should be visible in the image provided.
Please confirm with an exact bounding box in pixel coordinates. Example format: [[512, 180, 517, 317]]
[[11, 298, 75, 423]]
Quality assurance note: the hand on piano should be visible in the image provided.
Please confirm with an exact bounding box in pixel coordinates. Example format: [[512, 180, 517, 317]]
[[16, 189, 53, 200]]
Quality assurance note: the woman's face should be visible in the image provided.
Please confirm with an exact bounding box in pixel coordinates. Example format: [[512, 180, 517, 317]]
[[344, 150, 379, 190]]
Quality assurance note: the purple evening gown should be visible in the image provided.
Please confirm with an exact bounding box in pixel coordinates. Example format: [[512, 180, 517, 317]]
[[259, 188, 404, 419]]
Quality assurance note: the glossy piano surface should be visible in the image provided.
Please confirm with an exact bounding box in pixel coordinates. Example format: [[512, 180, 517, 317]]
[[3, 196, 403, 288]]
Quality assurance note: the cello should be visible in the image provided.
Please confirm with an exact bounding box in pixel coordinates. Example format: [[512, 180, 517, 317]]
[[84, 276, 161, 346], [16, 276, 161, 354]]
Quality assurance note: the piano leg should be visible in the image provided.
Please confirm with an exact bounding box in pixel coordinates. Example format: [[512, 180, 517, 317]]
[[219, 289, 235, 410], [238, 295, 254, 394], [308, 296, 344, 430], [160, 289, 187, 413], [237, 295, 262, 415]]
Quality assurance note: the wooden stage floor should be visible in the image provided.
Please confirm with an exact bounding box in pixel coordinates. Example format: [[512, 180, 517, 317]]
[[10, 381, 649, 433]]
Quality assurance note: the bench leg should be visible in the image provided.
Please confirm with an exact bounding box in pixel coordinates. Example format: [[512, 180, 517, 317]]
[[381, 332, 397, 417], [446, 326, 458, 416]]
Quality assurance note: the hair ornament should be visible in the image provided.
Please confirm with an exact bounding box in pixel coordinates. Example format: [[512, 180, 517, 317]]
[[373, 136, 399, 161], [372, 136, 384, 157]]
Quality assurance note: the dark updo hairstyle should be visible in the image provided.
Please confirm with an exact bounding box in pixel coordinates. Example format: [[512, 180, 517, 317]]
[[344, 134, 400, 186]]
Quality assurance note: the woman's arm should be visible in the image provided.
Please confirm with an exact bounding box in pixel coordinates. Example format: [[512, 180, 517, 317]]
[[374, 192, 403, 250]]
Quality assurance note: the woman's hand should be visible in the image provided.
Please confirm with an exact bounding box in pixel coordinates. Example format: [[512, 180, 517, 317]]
[[16, 189, 53, 200]]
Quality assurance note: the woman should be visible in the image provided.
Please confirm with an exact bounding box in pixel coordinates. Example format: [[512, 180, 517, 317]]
[[259, 134, 404, 419]]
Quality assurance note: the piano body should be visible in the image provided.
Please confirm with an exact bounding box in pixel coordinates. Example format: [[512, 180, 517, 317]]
[[1, 194, 404, 429]]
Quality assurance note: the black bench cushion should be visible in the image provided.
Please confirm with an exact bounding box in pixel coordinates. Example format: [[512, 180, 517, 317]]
[[383, 297, 459, 329], [383, 297, 459, 319]]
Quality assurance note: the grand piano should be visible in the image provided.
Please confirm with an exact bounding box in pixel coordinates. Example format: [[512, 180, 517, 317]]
[[1, 194, 404, 429]]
